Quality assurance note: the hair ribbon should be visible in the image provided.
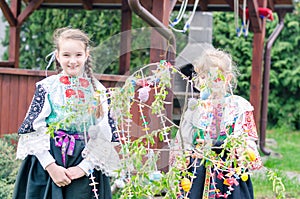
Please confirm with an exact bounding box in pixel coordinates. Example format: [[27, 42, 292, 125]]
[[45, 51, 56, 77]]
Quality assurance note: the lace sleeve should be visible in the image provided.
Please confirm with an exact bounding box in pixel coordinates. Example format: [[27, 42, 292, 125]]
[[16, 127, 50, 160], [17, 83, 52, 160]]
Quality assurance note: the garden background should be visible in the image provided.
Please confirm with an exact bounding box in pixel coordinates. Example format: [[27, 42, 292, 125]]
[[1, 2, 300, 198]]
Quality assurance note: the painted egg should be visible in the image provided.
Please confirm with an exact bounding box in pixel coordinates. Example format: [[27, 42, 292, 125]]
[[241, 173, 248, 181], [149, 171, 162, 182], [247, 148, 256, 161], [181, 178, 191, 192]]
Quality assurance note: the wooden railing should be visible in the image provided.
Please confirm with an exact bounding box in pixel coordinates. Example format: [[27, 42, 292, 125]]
[[0, 67, 127, 136]]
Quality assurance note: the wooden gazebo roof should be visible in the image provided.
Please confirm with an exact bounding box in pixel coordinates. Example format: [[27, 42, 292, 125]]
[[0, 0, 295, 155], [21, 0, 294, 11]]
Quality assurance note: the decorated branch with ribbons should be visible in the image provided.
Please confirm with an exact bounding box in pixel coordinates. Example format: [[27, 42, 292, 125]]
[[106, 60, 285, 199]]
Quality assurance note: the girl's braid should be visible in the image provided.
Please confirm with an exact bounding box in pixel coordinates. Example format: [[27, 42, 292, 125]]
[[85, 57, 104, 118], [55, 59, 63, 73]]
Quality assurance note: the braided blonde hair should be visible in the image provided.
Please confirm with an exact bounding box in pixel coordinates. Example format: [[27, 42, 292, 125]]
[[193, 48, 239, 93]]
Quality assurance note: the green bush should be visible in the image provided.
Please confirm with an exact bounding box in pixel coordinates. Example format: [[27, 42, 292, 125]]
[[0, 134, 21, 199], [0, 180, 14, 199]]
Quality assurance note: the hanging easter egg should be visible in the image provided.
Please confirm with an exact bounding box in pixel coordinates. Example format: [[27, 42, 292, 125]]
[[188, 98, 198, 110], [149, 171, 162, 182], [181, 177, 191, 192], [200, 88, 211, 100], [241, 173, 248, 181], [223, 178, 230, 186], [131, 79, 136, 86], [247, 148, 256, 161], [115, 178, 125, 188], [137, 86, 151, 102]]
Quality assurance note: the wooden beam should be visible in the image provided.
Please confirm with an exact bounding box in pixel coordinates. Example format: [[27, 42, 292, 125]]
[[140, 0, 152, 12], [0, 0, 17, 26], [119, 0, 132, 75], [267, 0, 275, 11], [0, 62, 15, 67], [17, 0, 44, 25], [199, 0, 208, 11], [250, 31, 265, 131], [0, 67, 128, 82], [247, 0, 262, 33], [9, 0, 21, 68], [0, 67, 55, 76], [250, 0, 267, 134], [82, 0, 93, 10]]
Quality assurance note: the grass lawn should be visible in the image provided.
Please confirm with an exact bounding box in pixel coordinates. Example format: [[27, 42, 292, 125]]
[[252, 129, 300, 199]]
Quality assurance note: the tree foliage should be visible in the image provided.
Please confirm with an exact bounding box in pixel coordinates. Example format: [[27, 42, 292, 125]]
[[1, 3, 299, 129], [212, 3, 300, 130]]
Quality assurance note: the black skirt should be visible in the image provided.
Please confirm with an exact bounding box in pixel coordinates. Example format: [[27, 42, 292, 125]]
[[13, 135, 112, 199], [187, 158, 254, 199]]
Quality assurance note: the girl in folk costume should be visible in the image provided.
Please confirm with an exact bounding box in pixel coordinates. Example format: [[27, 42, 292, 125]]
[[171, 47, 262, 199], [13, 27, 119, 199]]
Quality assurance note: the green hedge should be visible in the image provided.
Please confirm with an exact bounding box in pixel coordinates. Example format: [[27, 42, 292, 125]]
[[0, 134, 21, 199]]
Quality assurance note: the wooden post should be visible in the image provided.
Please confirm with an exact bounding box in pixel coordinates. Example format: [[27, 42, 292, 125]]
[[150, 0, 172, 172], [149, 0, 170, 64], [8, 0, 21, 68], [250, 0, 267, 132], [1, 0, 43, 68], [119, 0, 132, 75]]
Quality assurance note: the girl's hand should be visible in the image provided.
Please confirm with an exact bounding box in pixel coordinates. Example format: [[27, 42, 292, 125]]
[[66, 166, 86, 180], [46, 163, 72, 187]]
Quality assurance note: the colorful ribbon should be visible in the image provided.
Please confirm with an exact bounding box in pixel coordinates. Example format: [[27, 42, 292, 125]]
[[54, 130, 84, 166]]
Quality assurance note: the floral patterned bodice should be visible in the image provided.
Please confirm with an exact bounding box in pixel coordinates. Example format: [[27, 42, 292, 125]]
[[18, 74, 107, 134], [46, 75, 98, 132], [177, 95, 259, 150]]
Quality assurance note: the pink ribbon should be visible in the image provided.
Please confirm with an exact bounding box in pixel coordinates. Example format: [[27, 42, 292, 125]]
[[54, 130, 84, 166]]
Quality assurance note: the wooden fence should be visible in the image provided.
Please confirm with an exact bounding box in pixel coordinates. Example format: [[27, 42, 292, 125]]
[[0, 67, 127, 136]]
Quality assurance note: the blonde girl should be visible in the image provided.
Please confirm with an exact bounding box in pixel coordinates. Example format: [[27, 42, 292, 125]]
[[172, 47, 262, 199]]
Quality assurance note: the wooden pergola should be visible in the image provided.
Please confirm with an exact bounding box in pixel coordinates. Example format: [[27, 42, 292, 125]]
[[0, 0, 295, 156]]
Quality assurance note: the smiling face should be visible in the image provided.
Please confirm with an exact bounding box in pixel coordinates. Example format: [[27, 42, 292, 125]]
[[55, 38, 89, 77]]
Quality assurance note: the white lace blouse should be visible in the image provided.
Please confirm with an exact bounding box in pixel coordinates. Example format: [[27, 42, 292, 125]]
[[16, 74, 120, 176]]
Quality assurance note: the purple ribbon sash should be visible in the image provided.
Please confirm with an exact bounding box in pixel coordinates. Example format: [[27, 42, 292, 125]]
[[54, 130, 84, 166]]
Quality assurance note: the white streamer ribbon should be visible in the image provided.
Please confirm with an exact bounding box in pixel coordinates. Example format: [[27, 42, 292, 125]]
[[45, 51, 56, 77]]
